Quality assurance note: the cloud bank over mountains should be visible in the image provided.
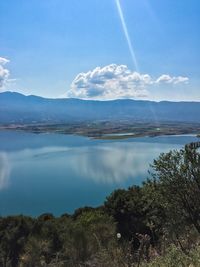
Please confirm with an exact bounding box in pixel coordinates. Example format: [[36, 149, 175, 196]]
[[0, 57, 10, 90], [67, 64, 189, 100], [0, 58, 189, 100]]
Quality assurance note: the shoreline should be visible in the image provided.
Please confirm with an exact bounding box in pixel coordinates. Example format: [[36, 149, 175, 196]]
[[0, 124, 199, 140]]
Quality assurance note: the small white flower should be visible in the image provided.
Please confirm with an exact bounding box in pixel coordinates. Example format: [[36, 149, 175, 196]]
[[117, 233, 121, 239]]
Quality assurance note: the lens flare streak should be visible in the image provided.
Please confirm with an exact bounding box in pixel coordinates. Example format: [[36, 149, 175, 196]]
[[115, 0, 139, 71]]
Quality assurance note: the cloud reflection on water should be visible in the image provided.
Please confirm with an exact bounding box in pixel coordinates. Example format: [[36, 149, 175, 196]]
[[0, 142, 174, 188], [0, 152, 10, 190], [68, 143, 164, 184]]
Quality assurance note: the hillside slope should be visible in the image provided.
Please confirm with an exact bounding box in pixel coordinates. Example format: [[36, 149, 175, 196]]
[[0, 91, 200, 124]]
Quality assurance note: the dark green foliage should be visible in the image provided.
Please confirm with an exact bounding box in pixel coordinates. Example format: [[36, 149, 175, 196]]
[[104, 186, 150, 240], [0, 216, 33, 267], [0, 210, 116, 266], [72, 206, 97, 219], [148, 145, 200, 235]]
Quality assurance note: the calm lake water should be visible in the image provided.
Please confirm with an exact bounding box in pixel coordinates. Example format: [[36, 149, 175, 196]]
[[0, 130, 198, 216]]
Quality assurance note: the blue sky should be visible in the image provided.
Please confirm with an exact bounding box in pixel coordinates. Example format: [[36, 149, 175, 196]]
[[0, 0, 199, 101]]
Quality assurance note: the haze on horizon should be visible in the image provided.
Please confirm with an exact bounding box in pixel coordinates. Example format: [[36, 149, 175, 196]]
[[0, 0, 199, 101]]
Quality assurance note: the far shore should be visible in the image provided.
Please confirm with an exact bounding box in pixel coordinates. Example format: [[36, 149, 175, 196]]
[[0, 121, 200, 140]]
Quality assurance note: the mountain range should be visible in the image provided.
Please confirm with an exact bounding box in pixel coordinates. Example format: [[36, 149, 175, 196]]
[[0, 91, 200, 124]]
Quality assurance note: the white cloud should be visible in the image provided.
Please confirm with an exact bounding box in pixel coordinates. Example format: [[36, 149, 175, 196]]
[[156, 74, 189, 84], [0, 57, 10, 89], [0, 57, 9, 65], [67, 64, 189, 100]]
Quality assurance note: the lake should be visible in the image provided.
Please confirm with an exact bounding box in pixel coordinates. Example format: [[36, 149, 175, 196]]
[[0, 130, 198, 216]]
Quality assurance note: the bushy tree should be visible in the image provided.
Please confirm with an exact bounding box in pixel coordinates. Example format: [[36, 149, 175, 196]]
[[104, 186, 150, 241], [149, 145, 200, 235]]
